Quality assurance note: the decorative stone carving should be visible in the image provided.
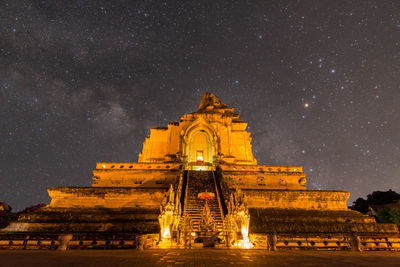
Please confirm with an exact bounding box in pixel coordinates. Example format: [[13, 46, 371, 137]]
[[225, 188, 252, 248], [158, 184, 181, 241], [279, 179, 287, 186], [298, 176, 307, 185], [200, 201, 215, 231]]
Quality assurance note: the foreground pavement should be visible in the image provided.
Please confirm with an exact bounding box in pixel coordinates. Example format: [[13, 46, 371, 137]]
[[0, 249, 399, 266]]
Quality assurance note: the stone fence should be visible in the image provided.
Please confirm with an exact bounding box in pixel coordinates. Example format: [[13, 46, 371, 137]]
[[220, 164, 303, 173], [0, 233, 159, 250], [250, 233, 400, 251], [95, 162, 181, 170]]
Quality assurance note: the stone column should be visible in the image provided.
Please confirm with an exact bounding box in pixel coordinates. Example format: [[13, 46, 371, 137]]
[[267, 233, 277, 251], [350, 235, 362, 252], [226, 232, 232, 247], [136, 234, 145, 250], [57, 234, 73, 251]]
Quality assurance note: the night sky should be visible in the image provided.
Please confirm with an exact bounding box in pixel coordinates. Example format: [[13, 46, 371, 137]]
[[1, 1, 399, 211]]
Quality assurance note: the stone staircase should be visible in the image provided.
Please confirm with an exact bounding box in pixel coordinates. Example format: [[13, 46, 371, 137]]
[[183, 171, 224, 232]]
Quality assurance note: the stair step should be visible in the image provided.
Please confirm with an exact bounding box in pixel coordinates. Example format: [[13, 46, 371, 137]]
[[182, 171, 225, 231]]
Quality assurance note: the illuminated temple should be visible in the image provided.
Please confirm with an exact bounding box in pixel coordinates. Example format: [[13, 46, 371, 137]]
[[2, 92, 399, 250]]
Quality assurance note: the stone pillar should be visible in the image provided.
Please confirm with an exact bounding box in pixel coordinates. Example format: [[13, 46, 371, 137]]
[[57, 234, 73, 251], [136, 234, 145, 250], [226, 232, 232, 248], [267, 234, 277, 251], [350, 235, 362, 252]]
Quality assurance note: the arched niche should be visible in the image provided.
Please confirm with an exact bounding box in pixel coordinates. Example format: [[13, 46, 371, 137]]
[[182, 121, 217, 167], [188, 130, 212, 164]]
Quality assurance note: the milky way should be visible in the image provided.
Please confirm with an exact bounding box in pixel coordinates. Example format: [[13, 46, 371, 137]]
[[1, 1, 399, 211]]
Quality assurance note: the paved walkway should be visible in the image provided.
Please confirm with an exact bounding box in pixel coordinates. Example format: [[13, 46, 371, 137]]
[[0, 249, 399, 266]]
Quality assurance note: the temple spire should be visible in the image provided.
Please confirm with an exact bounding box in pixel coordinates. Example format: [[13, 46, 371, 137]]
[[198, 92, 227, 110]]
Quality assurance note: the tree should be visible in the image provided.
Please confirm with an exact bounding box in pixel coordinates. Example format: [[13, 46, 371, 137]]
[[366, 190, 400, 205], [0, 216, 11, 229], [350, 190, 400, 214], [0, 202, 12, 229], [375, 208, 400, 228], [350, 197, 369, 214]]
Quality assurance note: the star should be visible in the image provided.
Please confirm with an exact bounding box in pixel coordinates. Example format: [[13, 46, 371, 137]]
[[0, 0, 398, 212]]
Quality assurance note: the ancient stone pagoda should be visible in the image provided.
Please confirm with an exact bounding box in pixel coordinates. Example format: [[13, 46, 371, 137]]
[[2, 92, 399, 250]]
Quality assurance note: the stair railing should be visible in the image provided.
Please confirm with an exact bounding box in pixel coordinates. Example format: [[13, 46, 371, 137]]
[[176, 167, 184, 204], [178, 169, 187, 215], [179, 171, 191, 233], [183, 171, 190, 215], [212, 171, 225, 226]]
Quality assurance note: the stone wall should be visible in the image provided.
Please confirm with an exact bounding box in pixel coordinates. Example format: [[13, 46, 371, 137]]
[[243, 189, 349, 210], [92, 163, 180, 187], [48, 187, 166, 209], [221, 165, 306, 190], [3, 207, 161, 233]]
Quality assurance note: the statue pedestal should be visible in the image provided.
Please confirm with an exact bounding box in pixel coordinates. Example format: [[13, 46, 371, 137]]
[[157, 238, 177, 248], [57, 234, 73, 251], [267, 234, 277, 251], [351, 235, 362, 252], [135, 234, 145, 250]]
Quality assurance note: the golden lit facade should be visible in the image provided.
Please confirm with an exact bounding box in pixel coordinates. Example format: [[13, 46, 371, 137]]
[[138, 92, 257, 169]]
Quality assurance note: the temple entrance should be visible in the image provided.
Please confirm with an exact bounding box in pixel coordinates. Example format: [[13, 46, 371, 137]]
[[186, 130, 214, 170]]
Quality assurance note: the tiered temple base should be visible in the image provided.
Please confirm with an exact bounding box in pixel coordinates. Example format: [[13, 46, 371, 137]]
[[1, 166, 399, 250], [1, 186, 166, 249], [248, 208, 400, 250], [217, 170, 400, 250]]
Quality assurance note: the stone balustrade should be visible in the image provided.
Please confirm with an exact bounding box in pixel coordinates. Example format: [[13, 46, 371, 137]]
[[220, 164, 303, 173], [250, 233, 400, 251], [1, 232, 398, 251], [96, 162, 181, 170], [0, 233, 159, 250], [95, 163, 302, 173]]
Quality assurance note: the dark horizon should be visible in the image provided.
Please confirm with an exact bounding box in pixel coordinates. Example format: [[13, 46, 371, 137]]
[[1, 1, 399, 211]]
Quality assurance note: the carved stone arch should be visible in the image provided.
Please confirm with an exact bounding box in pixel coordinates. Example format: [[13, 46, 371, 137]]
[[182, 117, 218, 165]]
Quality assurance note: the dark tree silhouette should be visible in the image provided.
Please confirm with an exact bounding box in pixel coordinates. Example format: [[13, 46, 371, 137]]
[[351, 197, 370, 214], [350, 189, 400, 214], [0, 202, 12, 229]]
